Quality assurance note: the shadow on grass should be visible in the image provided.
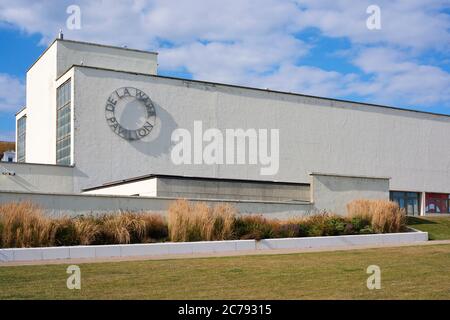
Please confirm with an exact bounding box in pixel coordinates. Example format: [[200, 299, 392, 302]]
[[407, 217, 438, 225]]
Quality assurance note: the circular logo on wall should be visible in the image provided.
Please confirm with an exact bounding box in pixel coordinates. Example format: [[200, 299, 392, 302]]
[[105, 87, 156, 141]]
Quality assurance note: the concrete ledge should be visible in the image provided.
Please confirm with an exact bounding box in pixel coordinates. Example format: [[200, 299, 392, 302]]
[[0, 231, 428, 263], [0, 190, 313, 218]]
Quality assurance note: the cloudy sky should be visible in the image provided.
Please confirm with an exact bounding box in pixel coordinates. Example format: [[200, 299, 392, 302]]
[[0, 0, 449, 141]]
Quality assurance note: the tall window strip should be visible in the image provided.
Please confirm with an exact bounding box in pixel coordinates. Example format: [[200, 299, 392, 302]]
[[16, 115, 26, 162], [56, 79, 71, 165]]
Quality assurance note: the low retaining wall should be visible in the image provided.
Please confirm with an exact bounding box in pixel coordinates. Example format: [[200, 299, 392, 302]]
[[0, 231, 428, 263], [0, 190, 312, 218]]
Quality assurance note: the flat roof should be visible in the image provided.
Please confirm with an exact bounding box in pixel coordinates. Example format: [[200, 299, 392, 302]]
[[309, 172, 391, 180], [82, 174, 309, 192], [14, 106, 26, 116], [57, 38, 158, 55], [27, 38, 158, 72], [62, 63, 450, 120]]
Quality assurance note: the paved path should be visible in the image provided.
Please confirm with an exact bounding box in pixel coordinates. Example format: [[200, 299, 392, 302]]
[[1, 240, 450, 267]]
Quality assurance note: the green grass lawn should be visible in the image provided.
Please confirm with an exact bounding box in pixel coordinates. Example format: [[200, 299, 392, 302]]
[[1, 244, 449, 299], [408, 216, 450, 240]]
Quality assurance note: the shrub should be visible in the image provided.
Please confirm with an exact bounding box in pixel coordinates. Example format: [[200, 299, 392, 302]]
[[370, 201, 406, 233], [323, 216, 347, 236], [275, 221, 302, 238], [52, 218, 79, 246], [141, 214, 168, 242], [168, 200, 235, 242], [301, 212, 340, 237], [209, 204, 235, 240], [347, 199, 406, 233], [0, 202, 167, 248], [96, 212, 167, 244], [0, 221, 3, 244], [0, 199, 408, 248], [346, 199, 373, 222], [349, 217, 371, 233], [0, 202, 54, 248], [74, 216, 100, 245], [233, 215, 279, 240], [168, 199, 192, 242]]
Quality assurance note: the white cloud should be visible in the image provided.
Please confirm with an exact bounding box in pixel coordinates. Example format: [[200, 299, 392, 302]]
[[294, 0, 450, 52], [352, 48, 450, 106], [0, 0, 449, 110], [0, 73, 25, 113], [252, 64, 359, 97], [159, 35, 309, 84]]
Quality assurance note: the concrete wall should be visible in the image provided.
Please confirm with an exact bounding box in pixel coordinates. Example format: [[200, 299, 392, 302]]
[[311, 173, 390, 214], [156, 177, 310, 201], [0, 191, 313, 219], [0, 232, 429, 262], [0, 172, 389, 217], [70, 66, 450, 195], [83, 176, 310, 201], [0, 162, 74, 193]]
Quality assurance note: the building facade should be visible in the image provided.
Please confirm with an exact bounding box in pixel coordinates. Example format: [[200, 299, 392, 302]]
[[2, 38, 450, 216], [0, 151, 15, 163]]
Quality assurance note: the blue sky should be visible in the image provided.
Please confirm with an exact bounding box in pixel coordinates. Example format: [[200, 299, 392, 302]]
[[0, 0, 449, 141]]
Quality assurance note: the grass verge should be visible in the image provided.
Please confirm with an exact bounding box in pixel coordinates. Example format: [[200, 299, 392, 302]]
[[0, 244, 449, 299], [407, 216, 450, 240]]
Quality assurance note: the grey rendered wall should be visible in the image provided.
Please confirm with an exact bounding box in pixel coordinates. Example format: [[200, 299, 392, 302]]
[[311, 174, 390, 214], [156, 177, 310, 201], [0, 191, 312, 219], [0, 163, 74, 193], [72, 66, 450, 194]]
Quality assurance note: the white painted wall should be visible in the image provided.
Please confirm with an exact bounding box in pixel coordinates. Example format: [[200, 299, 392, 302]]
[[25, 43, 57, 164], [70, 66, 450, 194], [83, 178, 157, 196]]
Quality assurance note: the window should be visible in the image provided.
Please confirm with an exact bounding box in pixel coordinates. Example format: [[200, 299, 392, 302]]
[[56, 79, 71, 165], [425, 193, 450, 214], [17, 115, 26, 162], [390, 191, 420, 216]]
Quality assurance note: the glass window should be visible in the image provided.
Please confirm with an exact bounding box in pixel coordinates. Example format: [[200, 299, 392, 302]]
[[16, 115, 26, 162], [390, 191, 420, 216], [425, 193, 450, 214], [56, 79, 71, 165]]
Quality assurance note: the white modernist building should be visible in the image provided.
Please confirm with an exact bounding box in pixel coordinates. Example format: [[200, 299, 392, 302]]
[[2, 38, 450, 217]]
